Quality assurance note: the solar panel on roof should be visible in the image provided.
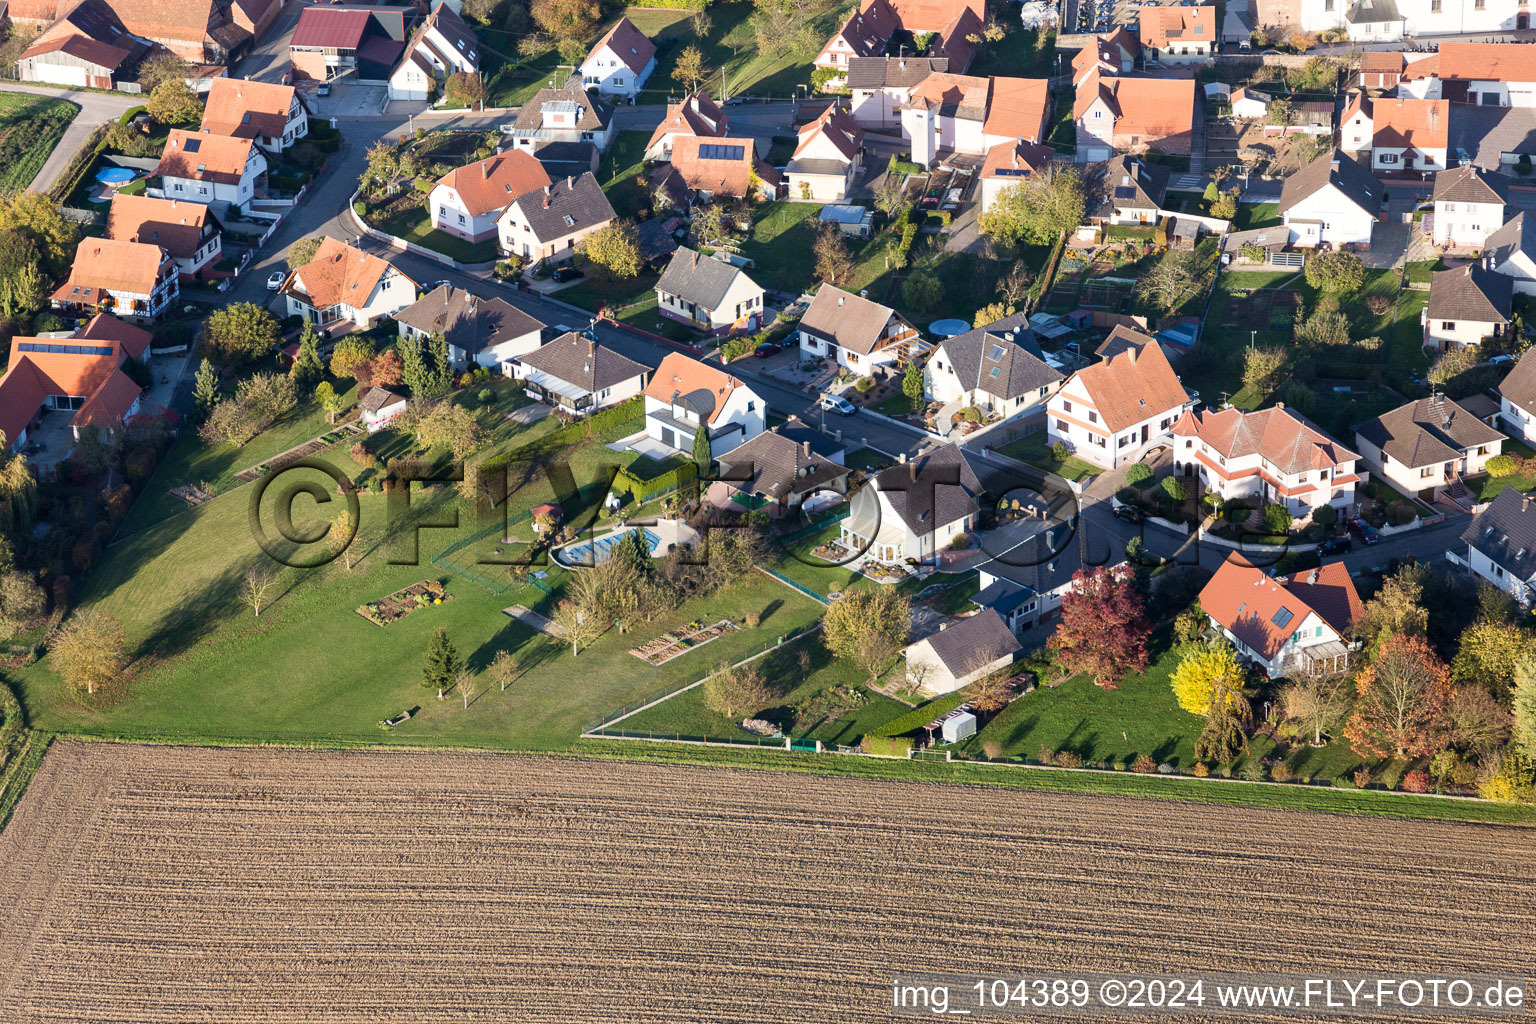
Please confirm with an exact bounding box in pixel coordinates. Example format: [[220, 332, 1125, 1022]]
[[697, 143, 746, 161], [1272, 606, 1294, 628], [1114, 186, 1137, 199], [995, 168, 1031, 177], [184, 138, 201, 153]]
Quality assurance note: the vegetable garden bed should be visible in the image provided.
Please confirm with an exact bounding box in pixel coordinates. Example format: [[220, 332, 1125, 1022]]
[[630, 619, 741, 666], [357, 580, 452, 627]]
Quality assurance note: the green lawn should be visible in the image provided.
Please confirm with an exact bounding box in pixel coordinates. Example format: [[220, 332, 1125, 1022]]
[[1405, 258, 1446, 286], [558, 271, 696, 340], [367, 204, 499, 263], [994, 431, 1098, 481], [1467, 439, 1536, 502], [968, 26, 1056, 79], [0, 92, 79, 192], [1231, 202, 1282, 231], [596, 131, 652, 221]]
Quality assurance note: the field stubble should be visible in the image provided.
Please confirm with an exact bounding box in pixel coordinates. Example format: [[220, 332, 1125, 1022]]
[[0, 741, 1533, 1023]]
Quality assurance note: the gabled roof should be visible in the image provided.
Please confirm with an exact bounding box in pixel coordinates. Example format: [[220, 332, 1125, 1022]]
[[1074, 69, 1196, 140], [1427, 264, 1513, 323], [1485, 211, 1536, 274], [663, 135, 781, 198], [1278, 149, 1380, 217], [1436, 41, 1536, 83], [360, 385, 407, 415], [105, 194, 212, 261], [826, 0, 899, 60], [718, 426, 849, 500], [1102, 154, 1169, 210], [520, 332, 649, 394], [793, 104, 864, 162], [799, 283, 899, 355], [1171, 405, 1359, 475], [585, 16, 655, 75], [76, 312, 152, 360], [1200, 558, 1361, 660], [156, 129, 258, 185], [1095, 324, 1157, 360], [1345, 0, 1399, 25], [1359, 50, 1404, 75], [1062, 340, 1186, 432], [1497, 346, 1536, 416], [1355, 393, 1507, 468], [980, 138, 1055, 182], [656, 247, 760, 310], [410, 2, 478, 69], [504, 172, 616, 244], [0, 314, 147, 441], [1138, 4, 1214, 48], [285, 236, 412, 310], [435, 150, 552, 218], [983, 77, 1050, 141], [512, 75, 614, 132], [1371, 97, 1449, 151], [644, 352, 753, 425], [392, 285, 544, 357], [74, 368, 141, 429], [914, 608, 1021, 676], [935, 311, 1061, 401], [887, 0, 984, 30], [645, 91, 728, 152], [871, 443, 983, 533], [1432, 163, 1510, 206], [200, 77, 297, 141], [291, 7, 370, 48], [20, 32, 131, 69], [1463, 487, 1536, 584], [58, 237, 169, 296]]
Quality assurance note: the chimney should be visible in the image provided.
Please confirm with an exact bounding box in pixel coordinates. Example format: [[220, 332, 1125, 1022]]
[[692, 250, 700, 268], [544, 183, 551, 195], [482, 159, 492, 179], [838, 295, 845, 306], [1275, 401, 1284, 410], [860, 289, 868, 298], [938, 621, 948, 631], [1524, 494, 1530, 513], [1125, 346, 1137, 364], [908, 462, 917, 481], [588, 337, 595, 356], [802, 440, 811, 457], [1330, 158, 1340, 172], [567, 175, 574, 190]]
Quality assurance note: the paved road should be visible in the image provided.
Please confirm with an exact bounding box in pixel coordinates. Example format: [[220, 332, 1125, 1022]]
[[1, 82, 142, 192]]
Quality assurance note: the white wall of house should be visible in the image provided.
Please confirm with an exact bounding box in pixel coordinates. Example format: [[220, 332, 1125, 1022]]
[[642, 385, 766, 457], [1424, 313, 1502, 351], [288, 270, 415, 328], [1466, 544, 1536, 606], [925, 350, 1057, 419], [1046, 375, 1185, 469], [1208, 609, 1339, 678], [1146, 40, 1213, 65], [1433, 198, 1506, 247], [657, 275, 765, 331], [1500, 397, 1536, 443], [850, 87, 906, 130], [1174, 438, 1360, 515], [1373, 145, 1447, 173], [1354, 430, 1502, 496], [160, 150, 267, 210], [389, 61, 432, 101], [580, 46, 654, 98], [1341, 109, 1372, 151], [905, 637, 1011, 694], [174, 233, 222, 279], [1283, 184, 1375, 247], [1494, 250, 1536, 294], [1075, 98, 1117, 162], [798, 327, 902, 374], [430, 185, 504, 243]]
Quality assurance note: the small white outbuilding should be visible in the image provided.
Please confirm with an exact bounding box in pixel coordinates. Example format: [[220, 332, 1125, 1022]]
[[939, 709, 978, 744]]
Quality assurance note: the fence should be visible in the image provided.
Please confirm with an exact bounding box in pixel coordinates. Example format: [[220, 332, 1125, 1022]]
[[755, 564, 829, 606]]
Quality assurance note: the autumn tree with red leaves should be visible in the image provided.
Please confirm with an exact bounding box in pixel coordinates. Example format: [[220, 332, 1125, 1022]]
[[1344, 633, 1454, 759], [1048, 565, 1151, 690]]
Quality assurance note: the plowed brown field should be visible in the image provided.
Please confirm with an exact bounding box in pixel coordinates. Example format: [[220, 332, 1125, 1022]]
[[1, 741, 1533, 1024]]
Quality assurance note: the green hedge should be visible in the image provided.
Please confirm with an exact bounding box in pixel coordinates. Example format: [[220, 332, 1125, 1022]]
[[268, 173, 308, 194], [926, 210, 952, 228], [868, 691, 972, 738], [860, 735, 913, 757], [118, 105, 148, 124], [614, 460, 696, 502], [481, 397, 645, 472]]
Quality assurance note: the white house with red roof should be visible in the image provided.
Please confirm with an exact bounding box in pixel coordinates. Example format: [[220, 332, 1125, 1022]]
[[51, 237, 179, 321], [979, 139, 1055, 214], [814, 0, 983, 88], [200, 77, 308, 153], [154, 129, 267, 212], [1172, 404, 1363, 517], [642, 352, 765, 458], [1072, 65, 1197, 163], [0, 313, 151, 452], [1046, 342, 1192, 469], [429, 150, 552, 243], [785, 105, 864, 201], [644, 92, 728, 161], [1199, 558, 1362, 679], [901, 74, 1051, 167], [282, 237, 417, 330], [1138, 5, 1215, 65], [579, 17, 656, 100], [1398, 43, 1536, 106]]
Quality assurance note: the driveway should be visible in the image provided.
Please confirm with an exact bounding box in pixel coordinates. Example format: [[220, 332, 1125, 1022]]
[[1364, 221, 1411, 269], [305, 83, 388, 120]]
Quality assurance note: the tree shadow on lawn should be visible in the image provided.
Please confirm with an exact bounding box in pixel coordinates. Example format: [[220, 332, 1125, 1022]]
[[465, 617, 543, 677], [129, 556, 257, 664]]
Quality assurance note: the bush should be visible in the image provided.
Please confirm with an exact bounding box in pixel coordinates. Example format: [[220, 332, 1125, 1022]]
[[1192, 762, 1209, 778], [1352, 767, 1373, 789], [477, 388, 494, 405], [1160, 476, 1190, 504], [1486, 454, 1518, 478], [950, 532, 969, 550], [1401, 768, 1429, 793], [1269, 762, 1294, 783], [1053, 750, 1084, 768], [1050, 441, 1069, 462], [1124, 463, 1153, 488], [1261, 503, 1292, 534], [1131, 754, 1157, 774]]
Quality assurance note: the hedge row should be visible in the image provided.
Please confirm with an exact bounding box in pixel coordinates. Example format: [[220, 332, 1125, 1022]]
[[868, 691, 972, 738], [481, 397, 645, 471], [47, 124, 109, 203], [613, 460, 697, 502], [860, 735, 913, 757]]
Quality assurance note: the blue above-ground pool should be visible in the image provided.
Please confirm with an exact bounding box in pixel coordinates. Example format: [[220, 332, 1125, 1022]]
[[95, 167, 136, 185], [928, 318, 969, 339], [560, 528, 661, 567]]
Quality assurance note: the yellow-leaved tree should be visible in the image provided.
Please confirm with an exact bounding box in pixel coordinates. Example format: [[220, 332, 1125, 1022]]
[[1170, 641, 1245, 716]]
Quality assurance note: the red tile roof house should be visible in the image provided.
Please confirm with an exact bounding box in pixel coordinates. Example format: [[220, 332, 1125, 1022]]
[[1398, 42, 1536, 108], [900, 73, 1050, 168], [813, 0, 984, 90], [288, 6, 406, 84], [1171, 404, 1364, 519], [105, 193, 222, 281], [642, 351, 766, 459], [785, 104, 865, 202], [0, 313, 152, 453], [51, 237, 179, 321], [1073, 65, 1196, 163], [654, 135, 783, 203], [1369, 97, 1450, 175], [1199, 558, 1363, 679], [199, 76, 308, 153], [281, 236, 417, 331], [644, 91, 729, 161], [578, 16, 656, 100], [1046, 341, 1192, 469], [14, 0, 280, 63], [153, 128, 267, 212], [1138, 4, 1216, 66], [429, 150, 551, 244]]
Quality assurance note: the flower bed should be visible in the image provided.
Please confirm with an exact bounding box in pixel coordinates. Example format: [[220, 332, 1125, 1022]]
[[357, 580, 451, 627], [629, 619, 742, 666]]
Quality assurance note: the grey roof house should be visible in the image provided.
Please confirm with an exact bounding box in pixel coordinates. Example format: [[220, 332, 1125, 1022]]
[[654, 246, 767, 334], [515, 331, 650, 417], [1485, 212, 1536, 296], [1457, 487, 1536, 606], [496, 172, 617, 266], [904, 609, 1022, 695], [840, 443, 985, 565], [1354, 392, 1507, 503], [1426, 264, 1512, 352], [1094, 155, 1170, 225], [393, 285, 545, 370], [1497, 346, 1536, 444], [798, 283, 925, 372], [508, 74, 616, 152], [715, 426, 850, 511], [926, 312, 1062, 425]]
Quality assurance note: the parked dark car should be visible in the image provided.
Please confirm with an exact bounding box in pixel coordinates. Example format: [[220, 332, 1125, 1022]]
[[551, 266, 584, 283], [1318, 536, 1352, 555], [754, 342, 776, 358], [1347, 516, 1380, 545], [1112, 504, 1146, 523]]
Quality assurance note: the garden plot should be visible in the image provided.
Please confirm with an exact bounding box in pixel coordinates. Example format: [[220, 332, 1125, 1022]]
[[630, 619, 741, 666], [356, 580, 451, 627], [3, 742, 1535, 1024]]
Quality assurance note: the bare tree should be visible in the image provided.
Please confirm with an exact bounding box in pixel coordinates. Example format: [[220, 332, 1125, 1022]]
[[457, 668, 480, 709], [240, 566, 277, 618], [1280, 674, 1351, 746], [996, 262, 1032, 306], [329, 509, 357, 570], [968, 660, 1018, 713], [490, 649, 516, 692], [549, 601, 602, 656]]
